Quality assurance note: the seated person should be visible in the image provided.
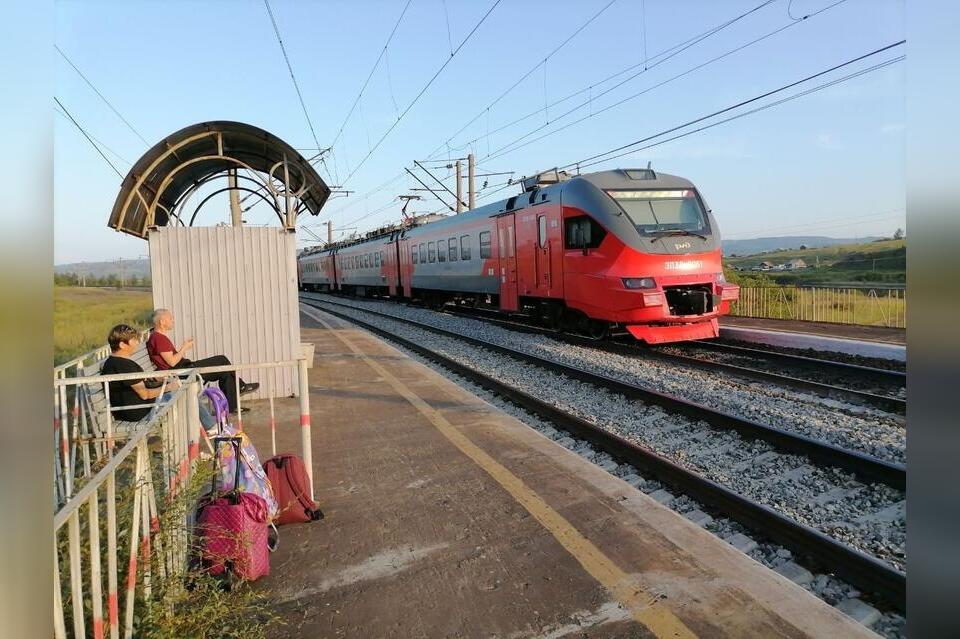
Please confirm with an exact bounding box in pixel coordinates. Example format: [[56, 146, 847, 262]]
[[146, 309, 258, 415], [100, 324, 214, 428]]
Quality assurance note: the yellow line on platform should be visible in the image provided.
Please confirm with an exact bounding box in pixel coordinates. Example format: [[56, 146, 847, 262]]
[[301, 305, 697, 639]]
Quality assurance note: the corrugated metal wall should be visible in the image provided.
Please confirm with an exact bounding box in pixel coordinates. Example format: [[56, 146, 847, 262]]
[[149, 226, 300, 398]]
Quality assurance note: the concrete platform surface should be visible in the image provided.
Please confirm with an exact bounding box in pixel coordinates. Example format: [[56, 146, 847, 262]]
[[235, 305, 879, 638], [720, 316, 906, 345], [718, 325, 906, 362]]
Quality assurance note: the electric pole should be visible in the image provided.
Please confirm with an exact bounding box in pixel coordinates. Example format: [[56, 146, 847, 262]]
[[228, 168, 243, 226], [455, 160, 463, 213], [468, 153, 476, 210], [326, 221, 333, 244]]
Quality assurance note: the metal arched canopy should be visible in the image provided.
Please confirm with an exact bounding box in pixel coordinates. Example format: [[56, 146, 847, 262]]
[[108, 120, 331, 238]]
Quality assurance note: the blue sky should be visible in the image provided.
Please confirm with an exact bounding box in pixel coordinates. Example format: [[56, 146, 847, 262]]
[[54, 0, 905, 264]]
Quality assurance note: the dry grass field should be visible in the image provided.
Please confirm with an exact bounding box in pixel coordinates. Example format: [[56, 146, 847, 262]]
[[54, 287, 153, 365]]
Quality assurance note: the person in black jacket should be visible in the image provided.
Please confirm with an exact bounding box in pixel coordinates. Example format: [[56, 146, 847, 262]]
[[100, 324, 214, 427]]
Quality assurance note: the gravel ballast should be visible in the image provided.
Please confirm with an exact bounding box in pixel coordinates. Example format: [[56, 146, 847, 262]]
[[304, 295, 905, 464]]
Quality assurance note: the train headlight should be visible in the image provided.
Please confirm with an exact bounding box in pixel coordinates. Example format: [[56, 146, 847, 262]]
[[622, 277, 656, 290]]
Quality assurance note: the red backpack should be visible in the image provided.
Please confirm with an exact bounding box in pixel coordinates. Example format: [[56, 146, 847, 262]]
[[263, 454, 324, 525]]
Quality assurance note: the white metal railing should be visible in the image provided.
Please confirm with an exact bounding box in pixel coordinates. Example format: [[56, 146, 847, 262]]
[[729, 286, 907, 328], [54, 375, 200, 639], [53, 343, 314, 637]]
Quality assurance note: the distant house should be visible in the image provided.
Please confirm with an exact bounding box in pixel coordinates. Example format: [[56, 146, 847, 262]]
[[783, 259, 807, 270]]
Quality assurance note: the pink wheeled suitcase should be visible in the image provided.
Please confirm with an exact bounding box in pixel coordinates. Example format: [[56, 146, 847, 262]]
[[196, 437, 270, 583], [200, 387, 280, 521]]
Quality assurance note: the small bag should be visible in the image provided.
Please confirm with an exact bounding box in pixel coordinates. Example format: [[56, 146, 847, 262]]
[[196, 437, 270, 582], [264, 454, 324, 525], [201, 387, 279, 521]]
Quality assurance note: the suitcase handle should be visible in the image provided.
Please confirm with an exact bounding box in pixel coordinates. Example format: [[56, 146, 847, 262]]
[[201, 387, 230, 422]]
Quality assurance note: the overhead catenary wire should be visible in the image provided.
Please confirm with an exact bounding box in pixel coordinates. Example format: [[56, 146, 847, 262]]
[[414, 160, 467, 209], [470, 47, 904, 207], [430, 0, 779, 161], [263, 0, 335, 184], [336, 0, 780, 226], [339, 0, 503, 187], [54, 97, 125, 179], [478, 0, 848, 165], [563, 41, 905, 170], [55, 44, 150, 147], [54, 107, 132, 166], [330, 0, 414, 150], [405, 168, 456, 212], [424, 0, 621, 160]]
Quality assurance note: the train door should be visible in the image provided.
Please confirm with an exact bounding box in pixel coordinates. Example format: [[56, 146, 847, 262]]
[[497, 215, 519, 311], [388, 236, 400, 297], [399, 236, 413, 298], [535, 208, 563, 297], [535, 213, 550, 293], [381, 241, 393, 296], [515, 212, 537, 296]]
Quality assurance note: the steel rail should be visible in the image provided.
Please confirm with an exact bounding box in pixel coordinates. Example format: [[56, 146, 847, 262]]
[[302, 295, 904, 490], [685, 340, 906, 385], [437, 305, 906, 415], [302, 299, 906, 611]]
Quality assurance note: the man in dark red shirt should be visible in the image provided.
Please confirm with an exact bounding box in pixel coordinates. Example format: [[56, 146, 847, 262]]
[[146, 309, 258, 414]]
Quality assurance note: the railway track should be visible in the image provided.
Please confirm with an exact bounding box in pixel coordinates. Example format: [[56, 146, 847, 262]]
[[438, 305, 906, 416], [674, 339, 906, 388], [301, 296, 906, 612], [303, 295, 903, 487]]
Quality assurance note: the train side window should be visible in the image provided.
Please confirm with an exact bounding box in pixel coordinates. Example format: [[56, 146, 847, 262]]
[[448, 238, 458, 261], [438, 241, 446, 262], [412, 245, 419, 264], [538, 215, 547, 248], [564, 216, 607, 249], [428, 242, 436, 263], [479, 231, 492, 259], [419, 243, 426, 264], [380, 250, 384, 265], [375, 252, 380, 267], [460, 235, 471, 260]]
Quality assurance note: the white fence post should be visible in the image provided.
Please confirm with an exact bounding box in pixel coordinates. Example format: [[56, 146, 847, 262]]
[[298, 357, 314, 500]]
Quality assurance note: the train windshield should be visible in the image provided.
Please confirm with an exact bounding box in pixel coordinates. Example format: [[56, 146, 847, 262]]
[[606, 189, 708, 237]]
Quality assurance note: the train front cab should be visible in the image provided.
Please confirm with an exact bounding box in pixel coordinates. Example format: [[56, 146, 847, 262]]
[[559, 172, 739, 344]]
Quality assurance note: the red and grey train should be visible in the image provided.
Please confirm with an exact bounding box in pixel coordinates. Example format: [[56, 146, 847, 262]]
[[298, 168, 739, 343]]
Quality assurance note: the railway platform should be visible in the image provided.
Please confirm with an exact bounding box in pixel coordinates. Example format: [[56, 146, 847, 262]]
[[719, 317, 906, 362], [236, 306, 879, 638], [719, 316, 906, 344]]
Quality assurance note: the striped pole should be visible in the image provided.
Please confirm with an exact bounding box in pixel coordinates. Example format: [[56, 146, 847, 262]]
[[123, 445, 144, 638], [297, 358, 314, 500], [88, 489, 104, 639]]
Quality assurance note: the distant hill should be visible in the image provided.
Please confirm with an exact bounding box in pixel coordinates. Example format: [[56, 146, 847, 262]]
[[54, 259, 151, 279], [724, 239, 905, 286], [723, 236, 883, 257]]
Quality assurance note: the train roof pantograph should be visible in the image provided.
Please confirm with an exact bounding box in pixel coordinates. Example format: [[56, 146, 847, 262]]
[[108, 121, 331, 238]]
